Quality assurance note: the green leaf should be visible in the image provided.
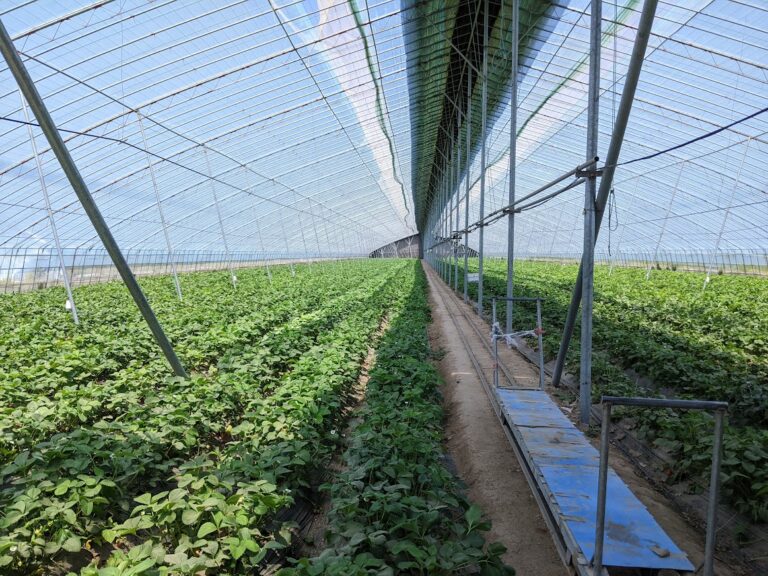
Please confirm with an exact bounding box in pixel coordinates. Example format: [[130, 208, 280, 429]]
[[181, 509, 201, 526], [134, 493, 152, 505], [230, 538, 247, 560], [349, 532, 366, 547], [465, 505, 482, 528], [125, 558, 156, 575], [80, 497, 94, 514], [102, 529, 117, 543], [62, 536, 81, 553], [197, 522, 217, 538], [54, 481, 70, 496], [62, 508, 77, 525], [168, 488, 186, 502]]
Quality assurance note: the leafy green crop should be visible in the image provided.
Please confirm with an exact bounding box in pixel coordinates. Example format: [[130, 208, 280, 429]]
[[0, 260, 444, 574]]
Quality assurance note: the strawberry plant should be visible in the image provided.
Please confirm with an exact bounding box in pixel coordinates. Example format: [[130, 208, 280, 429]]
[[0, 260, 430, 574], [286, 265, 513, 575]]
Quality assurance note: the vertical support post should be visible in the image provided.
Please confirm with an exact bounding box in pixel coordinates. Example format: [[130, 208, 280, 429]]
[[429, 199, 435, 270], [249, 192, 271, 285], [435, 179, 440, 276], [4, 247, 16, 293], [506, 0, 519, 334], [448, 148, 454, 288], [536, 298, 545, 390], [647, 162, 685, 280], [492, 298, 499, 388], [19, 92, 79, 324], [705, 139, 751, 288], [136, 111, 182, 301], [21, 246, 28, 290], [579, 0, 601, 424], [21, 246, 30, 289], [434, 206, 437, 271], [72, 247, 80, 287], [322, 204, 334, 266], [464, 67, 472, 304], [433, 213, 437, 272], [443, 177, 448, 281], [440, 175, 445, 281], [477, 0, 489, 316], [282, 220, 295, 276], [593, 400, 612, 575], [443, 175, 448, 281], [202, 148, 236, 288], [308, 199, 322, 264], [454, 116, 460, 291], [434, 210, 438, 272], [703, 409, 725, 576], [293, 191, 310, 264], [552, 0, 658, 389], [0, 21, 187, 377]]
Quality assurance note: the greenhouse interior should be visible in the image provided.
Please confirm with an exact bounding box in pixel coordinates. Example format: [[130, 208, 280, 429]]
[[0, 0, 766, 574]]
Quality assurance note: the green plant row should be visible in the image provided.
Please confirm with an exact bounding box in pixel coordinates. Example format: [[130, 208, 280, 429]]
[[0, 260, 411, 574], [1, 261, 384, 405], [0, 263, 398, 458], [73, 266, 409, 575], [285, 264, 513, 575], [446, 258, 768, 522]]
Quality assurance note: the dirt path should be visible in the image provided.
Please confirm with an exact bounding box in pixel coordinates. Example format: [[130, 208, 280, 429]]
[[425, 265, 566, 575], [425, 263, 746, 576]]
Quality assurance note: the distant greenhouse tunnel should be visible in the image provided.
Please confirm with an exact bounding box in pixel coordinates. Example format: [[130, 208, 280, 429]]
[[369, 234, 421, 258]]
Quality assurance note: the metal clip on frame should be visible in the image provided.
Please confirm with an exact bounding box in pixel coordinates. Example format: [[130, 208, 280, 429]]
[[491, 297, 546, 390]]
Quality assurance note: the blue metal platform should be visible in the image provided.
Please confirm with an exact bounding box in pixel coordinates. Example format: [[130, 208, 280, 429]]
[[496, 388, 694, 574]]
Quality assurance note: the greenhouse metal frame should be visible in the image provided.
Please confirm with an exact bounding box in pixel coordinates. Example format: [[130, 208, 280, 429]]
[[0, 1, 766, 575]]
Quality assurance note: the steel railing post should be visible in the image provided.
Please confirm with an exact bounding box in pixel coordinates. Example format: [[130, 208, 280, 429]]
[[477, 0, 489, 317], [593, 400, 612, 575], [579, 0, 602, 424], [595, 396, 726, 576], [492, 298, 499, 388], [448, 149, 454, 288], [703, 409, 726, 576], [454, 120, 460, 291], [464, 66, 472, 303], [506, 0, 519, 334], [536, 298, 545, 390]]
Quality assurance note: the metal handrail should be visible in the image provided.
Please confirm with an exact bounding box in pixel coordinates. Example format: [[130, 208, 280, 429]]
[[594, 395, 727, 576], [491, 297, 546, 390]]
